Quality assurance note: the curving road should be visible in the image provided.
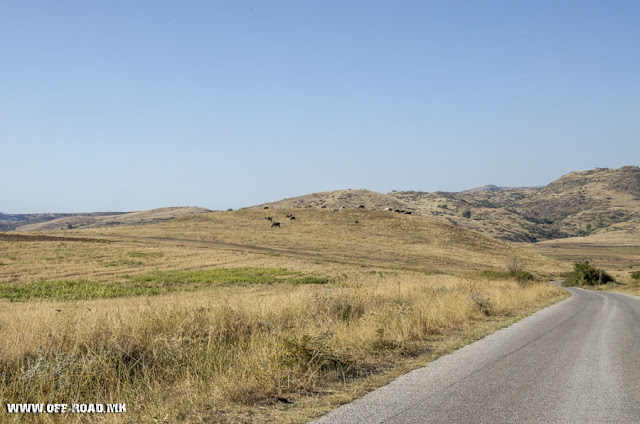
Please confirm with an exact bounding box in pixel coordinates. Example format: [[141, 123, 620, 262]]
[[314, 285, 640, 423]]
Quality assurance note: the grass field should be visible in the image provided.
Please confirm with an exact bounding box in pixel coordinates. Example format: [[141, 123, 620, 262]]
[[0, 209, 569, 423], [524, 230, 640, 294]]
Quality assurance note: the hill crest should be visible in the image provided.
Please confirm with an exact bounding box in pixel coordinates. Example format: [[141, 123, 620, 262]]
[[252, 166, 640, 242], [10, 207, 212, 231]]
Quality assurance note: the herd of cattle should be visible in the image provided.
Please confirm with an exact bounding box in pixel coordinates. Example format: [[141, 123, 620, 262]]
[[262, 205, 413, 228], [264, 213, 296, 228]]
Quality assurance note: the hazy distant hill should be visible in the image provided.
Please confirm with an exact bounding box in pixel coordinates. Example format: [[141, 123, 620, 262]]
[[0, 212, 126, 232], [461, 184, 503, 193], [4, 207, 212, 231], [256, 166, 640, 242]]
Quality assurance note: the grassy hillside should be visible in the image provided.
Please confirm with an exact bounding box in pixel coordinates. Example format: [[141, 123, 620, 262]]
[[259, 188, 414, 211], [83, 208, 563, 277], [0, 208, 568, 423], [257, 166, 640, 242]]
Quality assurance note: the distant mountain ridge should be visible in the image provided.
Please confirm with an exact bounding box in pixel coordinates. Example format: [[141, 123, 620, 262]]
[[1, 207, 212, 232], [461, 185, 503, 193], [0, 212, 127, 231], [256, 166, 640, 242]]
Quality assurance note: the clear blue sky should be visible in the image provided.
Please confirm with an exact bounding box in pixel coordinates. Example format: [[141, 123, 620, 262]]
[[2, 1, 639, 213]]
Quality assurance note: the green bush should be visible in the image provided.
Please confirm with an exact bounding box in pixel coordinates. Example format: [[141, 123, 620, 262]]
[[478, 270, 534, 283], [565, 261, 614, 286], [462, 210, 471, 219], [631, 271, 640, 280]]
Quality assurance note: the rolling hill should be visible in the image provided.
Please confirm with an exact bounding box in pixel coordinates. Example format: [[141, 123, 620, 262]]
[[256, 166, 640, 242], [83, 207, 563, 276], [11, 207, 212, 231]]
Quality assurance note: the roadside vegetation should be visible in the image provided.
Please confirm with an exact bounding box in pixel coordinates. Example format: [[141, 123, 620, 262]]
[[563, 261, 615, 286], [0, 273, 565, 423], [0, 209, 568, 423], [525, 236, 640, 295]]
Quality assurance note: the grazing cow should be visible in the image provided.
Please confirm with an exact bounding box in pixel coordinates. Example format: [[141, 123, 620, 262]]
[[333, 208, 339, 213], [265, 216, 273, 221], [321, 205, 327, 208], [285, 214, 292, 218], [384, 207, 392, 212], [394, 209, 400, 213], [271, 222, 281, 228], [289, 216, 295, 220], [354, 220, 359, 224], [405, 211, 412, 215], [264, 206, 269, 209], [357, 205, 365, 209]]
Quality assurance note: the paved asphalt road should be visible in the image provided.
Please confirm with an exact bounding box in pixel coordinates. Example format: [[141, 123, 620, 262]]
[[314, 285, 640, 423]]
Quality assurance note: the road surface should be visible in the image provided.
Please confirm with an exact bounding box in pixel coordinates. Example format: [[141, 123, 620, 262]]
[[314, 285, 640, 423]]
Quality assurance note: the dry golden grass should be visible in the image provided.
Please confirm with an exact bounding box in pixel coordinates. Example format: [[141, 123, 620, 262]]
[[0, 237, 309, 286], [0, 209, 570, 422], [0, 273, 566, 423], [78, 208, 565, 277]]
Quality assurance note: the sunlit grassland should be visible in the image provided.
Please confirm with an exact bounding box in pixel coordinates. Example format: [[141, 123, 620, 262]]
[[0, 209, 569, 423], [0, 274, 566, 423], [87, 208, 566, 276], [524, 232, 640, 293]]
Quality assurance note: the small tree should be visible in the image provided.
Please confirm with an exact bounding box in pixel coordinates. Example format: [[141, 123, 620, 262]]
[[565, 261, 614, 286], [462, 210, 471, 219]]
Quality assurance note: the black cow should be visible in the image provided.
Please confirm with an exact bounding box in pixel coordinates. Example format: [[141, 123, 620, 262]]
[[271, 222, 281, 228]]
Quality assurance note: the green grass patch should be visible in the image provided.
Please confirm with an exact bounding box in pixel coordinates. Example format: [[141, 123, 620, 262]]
[[103, 260, 144, 267], [0, 268, 330, 301], [0, 279, 156, 301], [477, 270, 534, 282], [289, 276, 329, 285], [127, 251, 164, 258], [631, 271, 640, 280], [129, 267, 292, 286]]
